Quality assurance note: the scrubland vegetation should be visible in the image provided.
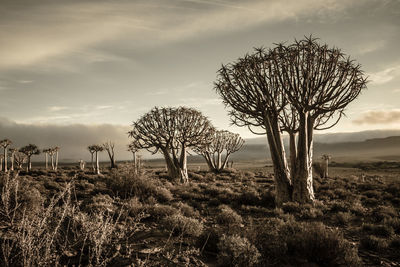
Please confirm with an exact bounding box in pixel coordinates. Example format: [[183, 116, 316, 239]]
[[0, 163, 399, 266]]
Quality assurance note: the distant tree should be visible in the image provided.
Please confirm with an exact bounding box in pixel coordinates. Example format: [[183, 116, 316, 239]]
[[13, 151, 27, 170], [42, 148, 51, 170], [102, 141, 116, 168], [88, 145, 103, 174], [8, 148, 17, 171], [215, 36, 367, 204], [321, 154, 332, 178], [196, 130, 244, 173], [129, 107, 214, 183], [0, 139, 12, 172], [19, 144, 40, 172], [87, 145, 96, 172], [128, 140, 140, 174]]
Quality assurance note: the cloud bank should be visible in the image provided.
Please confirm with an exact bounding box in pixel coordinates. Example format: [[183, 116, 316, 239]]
[[353, 110, 400, 125]]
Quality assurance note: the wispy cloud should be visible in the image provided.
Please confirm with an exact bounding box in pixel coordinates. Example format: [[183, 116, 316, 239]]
[[368, 64, 400, 85], [0, 0, 359, 69], [353, 109, 400, 125]]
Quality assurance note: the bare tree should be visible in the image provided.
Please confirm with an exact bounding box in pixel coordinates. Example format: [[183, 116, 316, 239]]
[[102, 141, 116, 168], [88, 145, 103, 174], [196, 130, 244, 173], [0, 139, 12, 172], [87, 145, 96, 172], [215, 36, 367, 204], [19, 144, 40, 172], [129, 106, 214, 183], [8, 148, 17, 171]]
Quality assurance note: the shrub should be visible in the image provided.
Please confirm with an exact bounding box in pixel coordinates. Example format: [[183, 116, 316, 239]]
[[371, 205, 398, 222], [217, 235, 260, 267], [360, 235, 388, 251], [216, 205, 243, 227], [174, 201, 199, 218], [162, 213, 203, 237], [236, 188, 260, 206], [334, 212, 352, 226], [362, 223, 394, 238], [197, 226, 221, 254]]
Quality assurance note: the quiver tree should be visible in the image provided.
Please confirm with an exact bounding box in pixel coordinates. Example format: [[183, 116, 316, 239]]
[[0, 139, 12, 172], [195, 130, 244, 173], [215, 36, 367, 205], [87, 145, 96, 172], [42, 148, 51, 169], [8, 148, 17, 171], [321, 154, 331, 178], [19, 144, 40, 172], [129, 106, 214, 183], [14, 151, 27, 170], [128, 141, 140, 174], [88, 145, 103, 174], [102, 141, 116, 168], [53, 146, 60, 170]]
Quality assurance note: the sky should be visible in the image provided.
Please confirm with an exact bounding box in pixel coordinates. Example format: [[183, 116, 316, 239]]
[[0, 0, 399, 160]]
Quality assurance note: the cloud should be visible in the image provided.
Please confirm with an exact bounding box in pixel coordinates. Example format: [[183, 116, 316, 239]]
[[368, 64, 400, 85], [0, 117, 134, 162], [353, 110, 400, 125], [0, 0, 359, 69]]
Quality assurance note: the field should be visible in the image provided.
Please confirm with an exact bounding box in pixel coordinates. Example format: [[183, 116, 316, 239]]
[[0, 161, 399, 266]]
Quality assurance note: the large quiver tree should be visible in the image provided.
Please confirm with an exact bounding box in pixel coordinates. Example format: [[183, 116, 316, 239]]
[[0, 139, 12, 172], [129, 106, 214, 183], [215, 37, 367, 205], [19, 144, 40, 172], [196, 130, 244, 173]]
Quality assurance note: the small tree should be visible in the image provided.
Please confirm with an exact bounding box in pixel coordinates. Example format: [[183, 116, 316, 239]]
[[129, 106, 214, 183], [196, 130, 244, 173], [19, 144, 40, 172], [102, 141, 116, 168], [128, 141, 140, 174], [14, 151, 27, 170], [87, 145, 96, 172], [88, 145, 103, 174], [321, 154, 331, 178], [215, 36, 367, 204], [0, 139, 12, 172]]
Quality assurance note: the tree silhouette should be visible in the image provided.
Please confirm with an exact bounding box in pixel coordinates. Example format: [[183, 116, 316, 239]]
[[0, 139, 12, 172], [19, 144, 40, 172], [103, 141, 116, 168], [87, 145, 96, 172], [129, 106, 214, 183], [42, 148, 51, 170], [128, 140, 140, 174], [195, 130, 244, 173], [215, 36, 367, 204]]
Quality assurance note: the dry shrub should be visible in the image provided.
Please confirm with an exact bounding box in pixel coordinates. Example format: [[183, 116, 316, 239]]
[[216, 205, 243, 227], [360, 235, 388, 251], [333, 211, 352, 226], [217, 234, 260, 267], [174, 201, 199, 218], [162, 213, 203, 237], [362, 223, 394, 238]]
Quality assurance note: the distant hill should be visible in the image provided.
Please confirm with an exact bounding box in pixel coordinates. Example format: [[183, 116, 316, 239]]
[[230, 135, 400, 162]]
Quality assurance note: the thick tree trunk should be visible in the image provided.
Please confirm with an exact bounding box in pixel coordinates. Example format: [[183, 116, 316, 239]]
[[45, 153, 48, 169], [3, 147, 7, 172], [51, 155, 55, 170], [0, 157, 3, 172], [204, 153, 215, 172], [95, 152, 101, 174], [221, 153, 230, 171], [179, 146, 189, 183], [27, 157, 32, 172], [91, 153, 95, 172], [55, 151, 59, 171], [264, 114, 292, 206], [293, 112, 315, 203], [132, 152, 137, 174], [289, 132, 297, 180], [10, 153, 14, 171]]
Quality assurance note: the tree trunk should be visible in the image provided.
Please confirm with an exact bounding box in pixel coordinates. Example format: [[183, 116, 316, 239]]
[[221, 153, 230, 171], [133, 152, 137, 174], [51, 155, 55, 170], [289, 132, 297, 180], [0, 157, 3, 172], [95, 152, 101, 174], [264, 114, 292, 206], [45, 153, 48, 169], [293, 112, 315, 203], [91, 153, 95, 172], [55, 151, 59, 171], [27, 156, 32, 172], [179, 146, 189, 183], [3, 147, 7, 172], [204, 153, 215, 172], [324, 158, 329, 178], [10, 153, 14, 171]]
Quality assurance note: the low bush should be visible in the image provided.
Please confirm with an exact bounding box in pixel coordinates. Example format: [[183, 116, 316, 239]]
[[360, 235, 388, 251], [217, 234, 260, 267], [362, 223, 394, 238], [216, 205, 243, 227], [162, 213, 203, 237]]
